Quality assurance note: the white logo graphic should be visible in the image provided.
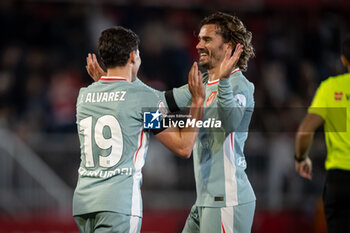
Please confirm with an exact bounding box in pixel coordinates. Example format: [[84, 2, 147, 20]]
[[144, 110, 162, 129], [234, 94, 246, 107], [236, 157, 247, 167]]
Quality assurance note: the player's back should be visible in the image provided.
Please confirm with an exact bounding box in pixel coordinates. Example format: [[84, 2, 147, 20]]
[[73, 77, 158, 217]]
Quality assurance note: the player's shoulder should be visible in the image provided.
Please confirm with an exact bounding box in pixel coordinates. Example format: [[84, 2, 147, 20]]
[[322, 73, 350, 86], [81, 80, 106, 92], [131, 82, 154, 94], [78, 86, 87, 93], [230, 69, 254, 91], [77, 82, 103, 98], [131, 83, 166, 114], [130, 82, 161, 101]]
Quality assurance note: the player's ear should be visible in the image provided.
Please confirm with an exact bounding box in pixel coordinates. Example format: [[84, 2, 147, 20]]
[[341, 55, 349, 67], [226, 42, 235, 55], [130, 50, 137, 64], [228, 41, 234, 50]]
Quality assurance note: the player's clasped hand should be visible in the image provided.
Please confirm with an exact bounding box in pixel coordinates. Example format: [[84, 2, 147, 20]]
[[188, 62, 205, 104], [219, 43, 244, 79]]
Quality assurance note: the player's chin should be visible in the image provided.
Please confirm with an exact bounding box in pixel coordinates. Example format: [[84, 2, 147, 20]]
[[198, 60, 210, 69]]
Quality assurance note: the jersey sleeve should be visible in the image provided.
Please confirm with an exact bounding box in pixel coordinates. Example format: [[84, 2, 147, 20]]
[[217, 77, 253, 133], [173, 84, 192, 109], [133, 77, 169, 108], [308, 81, 327, 120], [134, 77, 188, 113]]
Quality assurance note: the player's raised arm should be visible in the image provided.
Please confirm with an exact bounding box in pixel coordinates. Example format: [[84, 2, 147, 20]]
[[216, 44, 249, 133], [155, 62, 205, 158]]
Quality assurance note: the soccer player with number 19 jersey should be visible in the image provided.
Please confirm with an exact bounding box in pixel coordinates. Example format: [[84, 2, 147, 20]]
[[73, 26, 206, 233]]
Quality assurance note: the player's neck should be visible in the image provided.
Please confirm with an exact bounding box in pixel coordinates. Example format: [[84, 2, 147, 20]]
[[106, 67, 133, 82], [207, 66, 222, 81]]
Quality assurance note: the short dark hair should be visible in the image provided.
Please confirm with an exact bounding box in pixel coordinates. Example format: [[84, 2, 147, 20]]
[[342, 36, 350, 61], [200, 12, 254, 72], [98, 26, 140, 68]]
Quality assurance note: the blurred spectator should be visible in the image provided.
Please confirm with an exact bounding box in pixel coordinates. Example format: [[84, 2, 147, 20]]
[[47, 68, 82, 132]]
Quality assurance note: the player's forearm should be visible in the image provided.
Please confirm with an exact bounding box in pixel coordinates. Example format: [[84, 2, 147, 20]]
[[155, 99, 203, 159], [295, 131, 314, 161], [295, 113, 323, 161]]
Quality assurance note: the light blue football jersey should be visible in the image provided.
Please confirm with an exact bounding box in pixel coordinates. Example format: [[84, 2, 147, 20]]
[[172, 69, 256, 207], [73, 76, 164, 217]]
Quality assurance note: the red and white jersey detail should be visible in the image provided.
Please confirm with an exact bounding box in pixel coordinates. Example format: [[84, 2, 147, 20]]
[[129, 216, 140, 233], [223, 133, 238, 206], [134, 130, 144, 164], [131, 129, 148, 216], [207, 68, 241, 86], [207, 79, 220, 85], [221, 207, 234, 233], [230, 68, 240, 75], [100, 76, 127, 81]]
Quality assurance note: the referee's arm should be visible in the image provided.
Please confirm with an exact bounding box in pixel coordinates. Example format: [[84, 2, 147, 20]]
[[295, 113, 324, 180]]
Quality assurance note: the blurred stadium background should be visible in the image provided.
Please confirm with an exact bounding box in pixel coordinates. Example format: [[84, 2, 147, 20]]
[[1, 0, 350, 232]]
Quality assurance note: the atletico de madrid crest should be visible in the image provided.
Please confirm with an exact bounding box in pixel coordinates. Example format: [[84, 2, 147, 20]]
[[206, 91, 217, 107], [334, 92, 343, 101]]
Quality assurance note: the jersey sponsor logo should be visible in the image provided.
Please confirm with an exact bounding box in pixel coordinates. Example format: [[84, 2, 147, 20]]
[[236, 157, 247, 167], [334, 92, 343, 101], [144, 110, 162, 129], [206, 91, 217, 107], [78, 167, 133, 178], [84, 91, 126, 103]]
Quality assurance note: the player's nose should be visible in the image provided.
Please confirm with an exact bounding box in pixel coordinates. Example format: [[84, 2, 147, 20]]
[[196, 40, 205, 50]]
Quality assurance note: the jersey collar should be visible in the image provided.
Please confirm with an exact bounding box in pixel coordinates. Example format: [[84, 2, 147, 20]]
[[100, 76, 127, 81], [206, 68, 241, 85]]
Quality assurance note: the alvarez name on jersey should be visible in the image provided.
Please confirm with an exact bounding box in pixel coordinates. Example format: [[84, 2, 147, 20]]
[[73, 76, 165, 218]]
